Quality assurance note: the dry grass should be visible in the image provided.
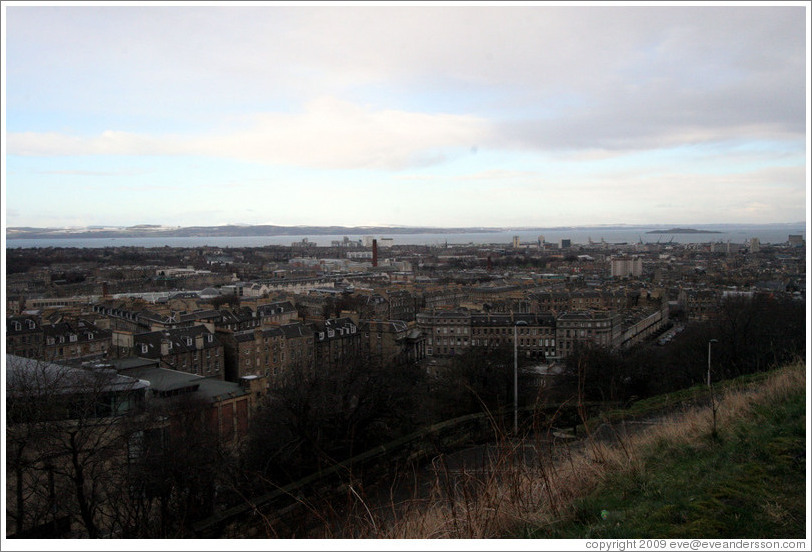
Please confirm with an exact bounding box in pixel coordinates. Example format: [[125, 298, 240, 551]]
[[330, 361, 806, 539]]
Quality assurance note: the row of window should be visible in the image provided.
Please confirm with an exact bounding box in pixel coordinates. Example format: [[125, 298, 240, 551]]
[[43, 333, 93, 345], [182, 360, 220, 374]]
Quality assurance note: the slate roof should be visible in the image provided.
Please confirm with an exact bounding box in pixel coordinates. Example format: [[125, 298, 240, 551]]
[[42, 319, 111, 343], [313, 318, 358, 341], [470, 313, 555, 327], [256, 301, 296, 316], [6, 315, 41, 335], [134, 325, 220, 358], [118, 365, 247, 403], [280, 323, 316, 339]]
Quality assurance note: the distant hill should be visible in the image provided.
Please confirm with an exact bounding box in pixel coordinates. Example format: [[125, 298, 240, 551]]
[[6, 224, 503, 240], [646, 227, 722, 234]]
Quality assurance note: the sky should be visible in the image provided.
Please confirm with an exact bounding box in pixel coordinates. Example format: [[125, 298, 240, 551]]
[[2, 2, 809, 229]]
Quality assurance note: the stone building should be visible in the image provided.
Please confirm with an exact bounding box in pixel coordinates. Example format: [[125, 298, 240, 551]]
[[313, 318, 362, 371], [42, 319, 112, 364], [132, 325, 224, 380], [6, 315, 44, 359], [554, 310, 623, 357], [361, 319, 425, 368]]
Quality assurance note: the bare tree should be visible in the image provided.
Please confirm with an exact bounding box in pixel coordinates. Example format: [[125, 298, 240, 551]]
[[124, 395, 232, 538], [6, 356, 149, 538]]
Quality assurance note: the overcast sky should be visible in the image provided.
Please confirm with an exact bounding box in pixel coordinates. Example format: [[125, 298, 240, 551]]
[[3, 3, 809, 229]]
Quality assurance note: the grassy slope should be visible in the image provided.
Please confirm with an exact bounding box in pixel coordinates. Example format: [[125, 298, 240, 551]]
[[527, 365, 807, 539]]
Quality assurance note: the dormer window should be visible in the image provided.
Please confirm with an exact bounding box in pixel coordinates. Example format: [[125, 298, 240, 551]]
[[207, 334, 213, 343], [12, 321, 21, 331], [140, 344, 148, 354], [27, 320, 35, 329], [69, 334, 78, 343], [186, 337, 192, 346], [319, 332, 325, 340], [88, 333, 94, 340], [47, 337, 55, 345]]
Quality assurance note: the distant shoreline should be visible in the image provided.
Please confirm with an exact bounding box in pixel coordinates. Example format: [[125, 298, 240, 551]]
[[5, 225, 503, 240], [6, 223, 801, 241], [646, 228, 723, 234]]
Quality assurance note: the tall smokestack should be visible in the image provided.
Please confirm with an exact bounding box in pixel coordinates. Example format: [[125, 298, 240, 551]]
[[372, 239, 378, 267]]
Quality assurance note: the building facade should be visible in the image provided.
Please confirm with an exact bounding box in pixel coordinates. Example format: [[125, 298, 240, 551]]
[[133, 326, 224, 379]]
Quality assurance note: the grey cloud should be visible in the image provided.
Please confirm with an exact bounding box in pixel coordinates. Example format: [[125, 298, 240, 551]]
[[493, 70, 804, 153], [7, 5, 805, 162]]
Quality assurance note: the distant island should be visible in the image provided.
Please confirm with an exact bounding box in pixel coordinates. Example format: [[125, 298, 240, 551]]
[[646, 227, 723, 234]]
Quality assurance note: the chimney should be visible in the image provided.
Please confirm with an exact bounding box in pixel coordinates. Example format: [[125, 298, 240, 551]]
[[160, 340, 170, 356], [102, 281, 109, 298], [372, 239, 378, 267], [195, 334, 205, 350]]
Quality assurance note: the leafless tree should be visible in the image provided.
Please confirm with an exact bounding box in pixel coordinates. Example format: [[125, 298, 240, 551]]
[[6, 356, 149, 537]]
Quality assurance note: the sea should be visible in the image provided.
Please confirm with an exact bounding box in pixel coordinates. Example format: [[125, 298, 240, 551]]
[[4, 224, 806, 250]]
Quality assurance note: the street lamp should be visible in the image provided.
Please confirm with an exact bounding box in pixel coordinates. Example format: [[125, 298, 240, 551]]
[[514, 320, 528, 434], [707, 339, 718, 388]]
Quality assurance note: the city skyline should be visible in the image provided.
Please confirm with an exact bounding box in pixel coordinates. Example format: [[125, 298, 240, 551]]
[[3, 2, 809, 230]]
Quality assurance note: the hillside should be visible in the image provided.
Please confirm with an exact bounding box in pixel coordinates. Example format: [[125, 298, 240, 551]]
[[367, 362, 806, 539], [526, 364, 806, 539]]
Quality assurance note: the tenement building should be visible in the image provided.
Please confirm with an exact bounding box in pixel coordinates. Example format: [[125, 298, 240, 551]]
[[554, 311, 623, 357], [132, 325, 224, 379]]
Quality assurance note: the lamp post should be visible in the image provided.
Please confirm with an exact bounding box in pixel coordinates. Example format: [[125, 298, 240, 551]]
[[514, 320, 528, 434], [707, 338, 720, 438], [707, 338, 718, 388]]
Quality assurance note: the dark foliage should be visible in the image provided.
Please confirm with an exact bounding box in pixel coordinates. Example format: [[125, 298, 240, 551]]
[[561, 295, 806, 404], [430, 345, 537, 422], [242, 358, 430, 486]]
